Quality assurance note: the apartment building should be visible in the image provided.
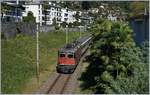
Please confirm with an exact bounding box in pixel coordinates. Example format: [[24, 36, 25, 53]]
[[61, 8, 76, 24], [22, 1, 77, 26], [22, 3, 42, 25], [45, 2, 62, 25]]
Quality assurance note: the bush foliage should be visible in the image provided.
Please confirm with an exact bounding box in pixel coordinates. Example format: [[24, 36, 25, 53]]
[[23, 11, 35, 22], [80, 18, 149, 94]]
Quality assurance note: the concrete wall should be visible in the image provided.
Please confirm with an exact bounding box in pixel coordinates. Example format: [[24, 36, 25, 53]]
[[1, 22, 36, 39]]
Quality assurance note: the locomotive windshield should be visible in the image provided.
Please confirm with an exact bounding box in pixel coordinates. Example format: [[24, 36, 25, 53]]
[[60, 53, 65, 57], [67, 53, 74, 58]]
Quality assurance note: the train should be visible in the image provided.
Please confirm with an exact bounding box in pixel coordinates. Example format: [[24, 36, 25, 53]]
[[56, 35, 92, 74]]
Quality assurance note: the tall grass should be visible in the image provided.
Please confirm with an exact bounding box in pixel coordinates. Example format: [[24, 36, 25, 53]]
[[1, 31, 85, 93], [1, 35, 36, 93]]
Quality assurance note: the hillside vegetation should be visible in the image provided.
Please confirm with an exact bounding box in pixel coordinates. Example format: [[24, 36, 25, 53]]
[[2, 35, 36, 93], [79, 18, 149, 94], [1, 31, 85, 93]]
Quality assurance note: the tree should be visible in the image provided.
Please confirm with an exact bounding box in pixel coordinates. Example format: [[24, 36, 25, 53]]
[[59, 1, 81, 10], [52, 18, 59, 30], [82, 1, 91, 11], [68, 23, 73, 28], [80, 18, 149, 94], [1, 2, 11, 18], [61, 21, 68, 28], [23, 11, 35, 22], [129, 1, 148, 17], [73, 11, 81, 22], [72, 21, 81, 26]]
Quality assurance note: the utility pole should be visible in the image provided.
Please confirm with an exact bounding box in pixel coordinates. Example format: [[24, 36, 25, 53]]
[[79, 26, 81, 38], [16, 0, 19, 4], [66, 25, 68, 44], [36, 23, 39, 87], [16, 0, 19, 22], [144, 7, 147, 15]]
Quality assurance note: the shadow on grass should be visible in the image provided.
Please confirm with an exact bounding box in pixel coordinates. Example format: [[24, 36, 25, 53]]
[[78, 53, 105, 93]]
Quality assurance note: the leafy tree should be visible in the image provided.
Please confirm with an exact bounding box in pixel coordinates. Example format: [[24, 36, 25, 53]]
[[72, 21, 81, 26], [73, 11, 81, 22], [61, 2, 72, 8], [52, 18, 59, 30], [129, 1, 148, 17], [110, 41, 149, 94], [52, 17, 57, 26], [61, 21, 68, 28], [1, 2, 11, 18], [140, 41, 149, 64], [82, 1, 91, 11], [59, 1, 81, 10], [80, 18, 149, 94], [68, 23, 73, 28], [23, 11, 35, 22]]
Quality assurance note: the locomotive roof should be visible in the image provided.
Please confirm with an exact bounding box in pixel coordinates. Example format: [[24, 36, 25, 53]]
[[59, 35, 91, 53], [59, 42, 79, 53]]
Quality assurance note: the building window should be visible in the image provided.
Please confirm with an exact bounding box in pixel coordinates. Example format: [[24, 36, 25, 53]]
[[42, 17, 45, 20], [42, 17, 50, 21], [57, 18, 61, 21], [65, 13, 68, 17], [64, 18, 68, 21], [57, 13, 59, 16], [42, 11, 45, 15]]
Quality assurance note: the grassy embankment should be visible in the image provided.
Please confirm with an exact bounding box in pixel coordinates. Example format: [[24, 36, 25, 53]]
[[2, 31, 86, 93]]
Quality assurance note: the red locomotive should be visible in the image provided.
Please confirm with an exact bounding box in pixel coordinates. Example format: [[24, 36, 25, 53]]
[[56, 35, 92, 73]]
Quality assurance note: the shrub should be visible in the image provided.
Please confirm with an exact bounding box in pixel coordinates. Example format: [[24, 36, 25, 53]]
[[80, 18, 149, 94], [23, 11, 35, 22]]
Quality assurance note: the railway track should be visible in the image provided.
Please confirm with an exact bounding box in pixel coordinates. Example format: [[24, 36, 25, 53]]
[[35, 73, 72, 94], [35, 50, 90, 94], [47, 74, 71, 94]]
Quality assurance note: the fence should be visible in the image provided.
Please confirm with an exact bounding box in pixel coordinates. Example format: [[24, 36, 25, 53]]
[[1, 22, 36, 39]]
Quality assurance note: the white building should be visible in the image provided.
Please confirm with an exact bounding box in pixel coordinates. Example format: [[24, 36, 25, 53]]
[[22, 3, 42, 25], [61, 8, 76, 24], [41, 2, 62, 25], [107, 14, 117, 21], [22, 2, 77, 26], [67, 10, 77, 23]]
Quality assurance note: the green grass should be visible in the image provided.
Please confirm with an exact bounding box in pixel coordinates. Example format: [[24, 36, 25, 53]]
[[1, 31, 86, 93], [1, 35, 36, 93]]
